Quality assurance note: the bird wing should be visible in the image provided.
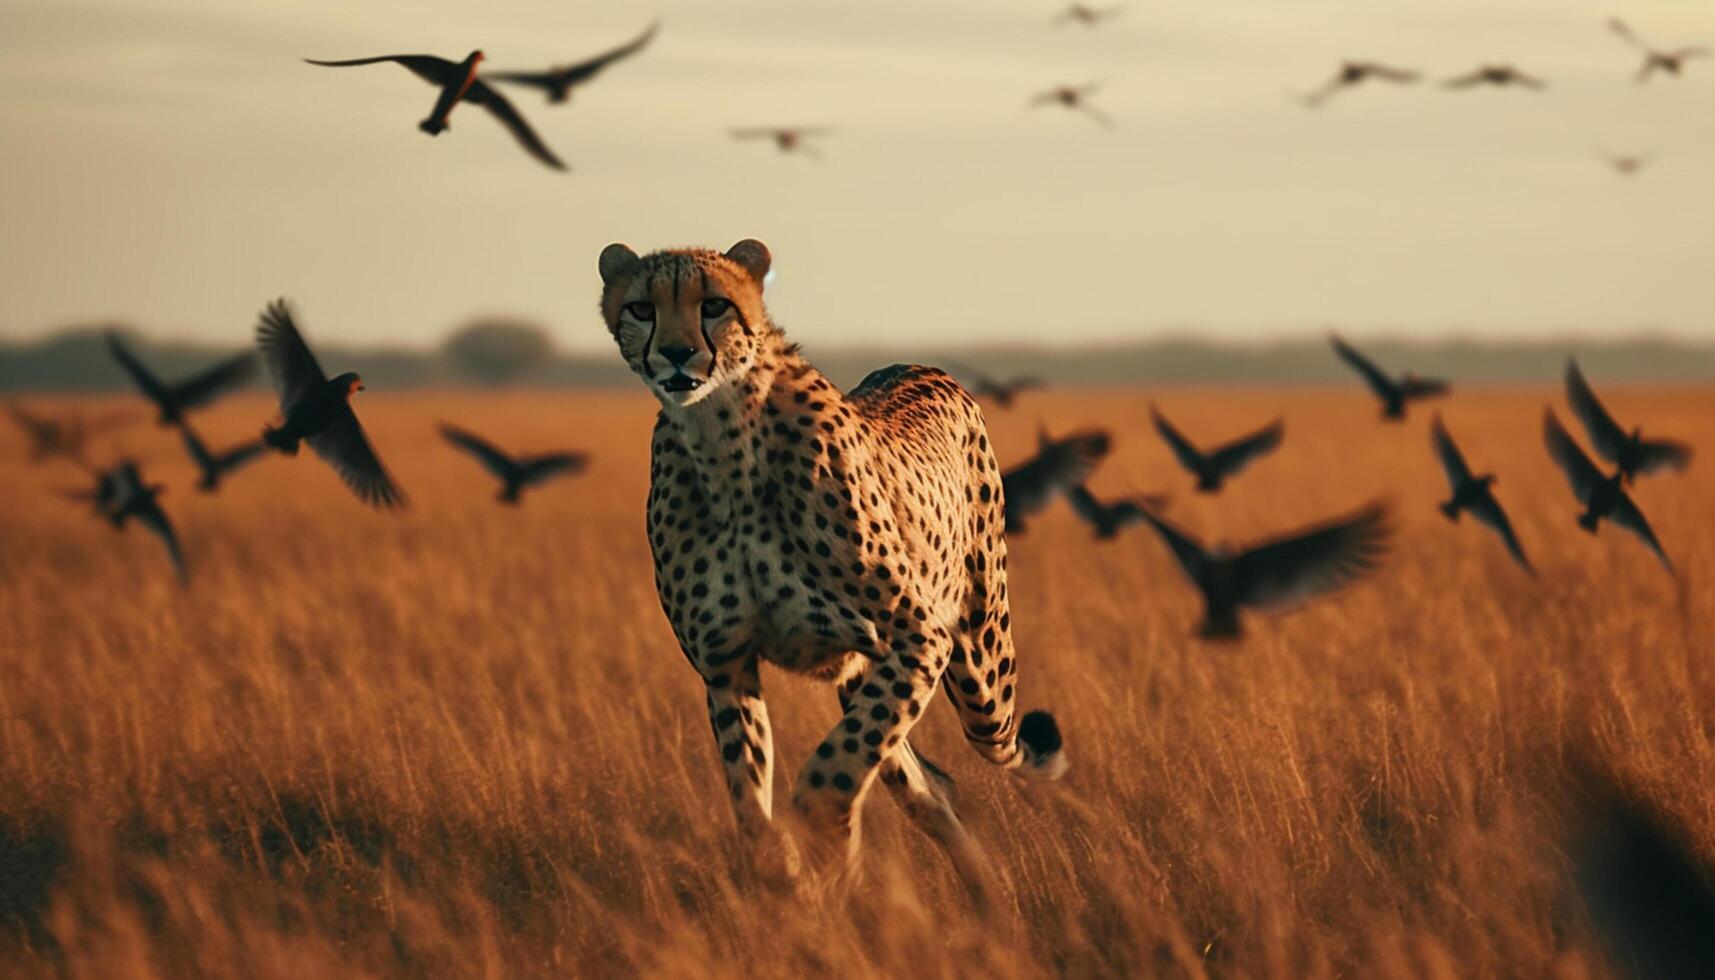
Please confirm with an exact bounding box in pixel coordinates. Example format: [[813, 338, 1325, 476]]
[[1564, 360, 1628, 464], [1634, 438, 1692, 477], [1367, 64, 1421, 83], [1400, 375, 1450, 399], [1151, 407, 1207, 474], [256, 299, 329, 411], [1234, 502, 1390, 610], [1467, 493, 1534, 574], [462, 79, 568, 170], [438, 423, 518, 479], [519, 452, 587, 485], [1078, 102, 1116, 128], [728, 128, 779, 139], [1138, 509, 1210, 584], [1210, 418, 1284, 478], [1668, 47, 1710, 60], [1001, 431, 1110, 518], [1065, 483, 1107, 526], [1430, 413, 1472, 488], [1608, 491, 1673, 572], [304, 55, 460, 86], [133, 501, 186, 582], [1544, 409, 1605, 503], [553, 21, 659, 86], [4, 400, 51, 438], [1330, 335, 1398, 399], [1442, 70, 1486, 89], [106, 333, 172, 406], [1512, 70, 1547, 89], [1607, 18, 1648, 51], [172, 351, 256, 410], [215, 440, 267, 474], [306, 405, 406, 508], [178, 424, 215, 470], [1297, 76, 1344, 108]]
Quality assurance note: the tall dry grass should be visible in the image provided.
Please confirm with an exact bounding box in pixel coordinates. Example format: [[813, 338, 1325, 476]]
[[0, 384, 1711, 978]]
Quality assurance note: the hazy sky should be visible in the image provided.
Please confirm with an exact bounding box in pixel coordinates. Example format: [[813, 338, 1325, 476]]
[[1, 0, 1712, 352]]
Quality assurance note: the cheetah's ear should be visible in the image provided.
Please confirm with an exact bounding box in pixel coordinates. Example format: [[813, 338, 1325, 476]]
[[724, 239, 772, 287], [599, 243, 641, 286]]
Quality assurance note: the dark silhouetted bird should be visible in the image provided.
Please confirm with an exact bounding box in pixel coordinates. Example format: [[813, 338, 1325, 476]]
[[729, 127, 833, 159], [1055, 4, 1125, 27], [1608, 18, 1708, 82], [304, 51, 567, 170], [106, 333, 253, 426], [1066, 483, 1168, 539], [484, 22, 658, 103], [75, 460, 185, 581], [1565, 359, 1690, 485], [1543, 409, 1671, 572], [5, 402, 130, 464], [1001, 428, 1112, 533], [255, 299, 405, 509], [1330, 335, 1449, 420], [1030, 84, 1113, 127], [1597, 147, 1652, 176], [1295, 61, 1420, 108], [439, 423, 587, 504], [57, 459, 134, 522], [946, 363, 1044, 408], [178, 423, 265, 492], [1567, 767, 1715, 980], [1139, 502, 1390, 639], [1443, 65, 1546, 90], [1430, 414, 1532, 573], [1152, 406, 1282, 493]]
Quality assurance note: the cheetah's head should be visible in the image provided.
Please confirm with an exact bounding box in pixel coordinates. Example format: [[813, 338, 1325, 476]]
[[598, 240, 772, 408]]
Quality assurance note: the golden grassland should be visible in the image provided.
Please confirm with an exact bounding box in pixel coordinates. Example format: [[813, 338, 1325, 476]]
[[1, 384, 1711, 978]]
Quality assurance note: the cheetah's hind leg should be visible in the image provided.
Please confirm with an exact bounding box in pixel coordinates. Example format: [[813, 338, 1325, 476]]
[[882, 739, 1001, 909]]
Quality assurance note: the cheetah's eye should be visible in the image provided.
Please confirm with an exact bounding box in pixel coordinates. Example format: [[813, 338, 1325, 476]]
[[701, 297, 733, 319], [623, 301, 655, 322]]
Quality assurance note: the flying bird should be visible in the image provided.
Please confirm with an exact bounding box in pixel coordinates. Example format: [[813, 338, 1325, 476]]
[[1139, 502, 1391, 639], [1430, 414, 1532, 573], [1001, 428, 1112, 533], [5, 402, 129, 464], [106, 333, 253, 426], [483, 22, 658, 103], [1543, 409, 1671, 572], [1565, 359, 1691, 484], [945, 363, 1044, 408], [1066, 484, 1168, 540], [1055, 4, 1125, 26], [57, 459, 135, 522], [1596, 147, 1651, 176], [1608, 18, 1708, 82], [729, 127, 833, 159], [1330, 334, 1449, 420], [255, 299, 405, 509], [1442, 65, 1546, 90], [1294, 61, 1420, 108], [439, 423, 587, 504], [1030, 84, 1114, 127], [178, 423, 265, 492], [304, 51, 567, 170], [1151, 406, 1282, 493], [76, 460, 185, 582]]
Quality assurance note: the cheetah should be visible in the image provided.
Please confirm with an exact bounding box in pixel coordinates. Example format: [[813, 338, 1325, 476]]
[[598, 239, 1068, 893]]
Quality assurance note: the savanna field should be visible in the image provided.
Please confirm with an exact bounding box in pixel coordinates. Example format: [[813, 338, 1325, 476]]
[[1, 383, 1711, 978]]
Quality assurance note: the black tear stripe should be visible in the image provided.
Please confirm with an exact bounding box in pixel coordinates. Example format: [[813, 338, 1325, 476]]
[[698, 268, 718, 372]]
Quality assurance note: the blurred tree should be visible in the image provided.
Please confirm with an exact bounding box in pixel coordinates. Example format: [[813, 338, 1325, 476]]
[[440, 319, 554, 385]]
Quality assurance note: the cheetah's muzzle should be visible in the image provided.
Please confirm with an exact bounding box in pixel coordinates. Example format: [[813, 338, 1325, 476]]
[[659, 373, 702, 392]]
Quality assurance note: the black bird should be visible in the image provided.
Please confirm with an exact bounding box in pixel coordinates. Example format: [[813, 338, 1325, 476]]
[[1567, 768, 1715, 980], [1295, 60, 1420, 108], [57, 459, 134, 522], [1543, 409, 1671, 572], [1139, 502, 1390, 639], [1443, 64, 1546, 90], [1066, 483, 1168, 539], [1030, 83, 1113, 127], [1001, 428, 1112, 533], [1330, 334, 1449, 420], [304, 51, 567, 170], [1151, 406, 1282, 493], [1565, 359, 1691, 485], [729, 127, 833, 159], [1054, 3, 1126, 27], [1430, 414, 1532, 573], [483, 22, 658, 103], [106, 333, 253, 426], [255, 299, 405, 509], [5, 402, 130, 464], [439, 423, 587, 504], [179, 423, 265, 492], [1608, 18, 1708, 82], [946, 363, 1044, 408], [76, 460, 185, 581]]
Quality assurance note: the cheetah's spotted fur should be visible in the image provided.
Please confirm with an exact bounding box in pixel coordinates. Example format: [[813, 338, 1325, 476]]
[[598, 239, 1067, 890]]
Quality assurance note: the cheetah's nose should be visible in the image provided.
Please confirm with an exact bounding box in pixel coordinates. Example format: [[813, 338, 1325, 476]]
[[658, 345, 696, 368]]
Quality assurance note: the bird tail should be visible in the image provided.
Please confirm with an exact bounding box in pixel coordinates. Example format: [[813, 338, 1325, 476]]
[[262, 425, 299, 456], [419, 117, 447, 135], [1578, 511, 1601, 533], [1440, 500, 1460, 521]]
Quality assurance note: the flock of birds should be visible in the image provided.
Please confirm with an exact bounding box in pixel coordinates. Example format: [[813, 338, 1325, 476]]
[[6, 302, 587, 582], [978, 334, 1690, 638]]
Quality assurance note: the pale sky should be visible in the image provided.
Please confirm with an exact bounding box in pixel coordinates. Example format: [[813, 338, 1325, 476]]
[[0, 0, 1712, 352]]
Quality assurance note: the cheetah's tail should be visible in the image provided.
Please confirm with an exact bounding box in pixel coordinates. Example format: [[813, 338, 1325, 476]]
[[1013, 710, 1068, 781]]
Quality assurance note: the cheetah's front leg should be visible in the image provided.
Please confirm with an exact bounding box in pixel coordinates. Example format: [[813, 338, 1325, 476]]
[[699, 652, 798, 882]]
